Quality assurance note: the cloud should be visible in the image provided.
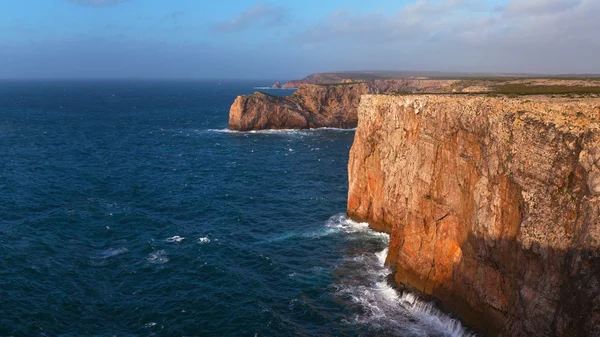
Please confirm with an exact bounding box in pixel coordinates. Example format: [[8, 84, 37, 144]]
[[212, 3, 286, 33], [293, 0, 470, 45], [504, 0, 583, 16], [66, 0, 132, 7], [291, 0, 600, 73]]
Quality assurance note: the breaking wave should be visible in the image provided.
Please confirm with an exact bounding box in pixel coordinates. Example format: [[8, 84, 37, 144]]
[[206, 127, 356, 135], [329, 214, 474, 337], [252, 87, 297, 90]]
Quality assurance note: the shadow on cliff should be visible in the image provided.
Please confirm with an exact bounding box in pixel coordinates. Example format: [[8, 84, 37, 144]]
[[384, 233, 600, 337]]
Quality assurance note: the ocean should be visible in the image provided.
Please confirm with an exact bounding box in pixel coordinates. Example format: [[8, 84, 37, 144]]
[[0, 81, 472, 336]]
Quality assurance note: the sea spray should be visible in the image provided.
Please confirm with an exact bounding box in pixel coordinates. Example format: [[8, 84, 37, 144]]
[[328, 214, 474, 337]]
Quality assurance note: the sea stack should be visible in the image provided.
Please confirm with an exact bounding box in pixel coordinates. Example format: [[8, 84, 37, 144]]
[[347, 94, 600, 336]]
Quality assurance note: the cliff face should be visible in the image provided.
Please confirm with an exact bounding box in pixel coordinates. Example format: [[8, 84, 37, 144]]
[[228, 83, 368, 131], [347, 94, 600, 336], [228, 80, 457, 130]]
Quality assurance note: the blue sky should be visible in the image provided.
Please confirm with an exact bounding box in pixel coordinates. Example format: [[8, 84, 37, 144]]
[[0, 0, 598, 79]]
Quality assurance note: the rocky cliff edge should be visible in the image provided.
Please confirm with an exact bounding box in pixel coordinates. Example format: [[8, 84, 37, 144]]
[[347, 94, 600, 336], [228, 80, 457, 131]]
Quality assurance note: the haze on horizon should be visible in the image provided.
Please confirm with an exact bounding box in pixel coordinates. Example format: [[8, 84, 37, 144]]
[[0, 0, 598, 80]]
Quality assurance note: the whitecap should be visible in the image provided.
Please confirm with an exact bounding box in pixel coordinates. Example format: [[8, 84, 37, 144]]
[[205, 127, 355, 135], [266, 214, 388, 243], [166, 236, 185, 243], [337, 233, 474, 337], [198, 237, 210, 244], [146, 250, 169, 264], [308, 213, 390, 240]]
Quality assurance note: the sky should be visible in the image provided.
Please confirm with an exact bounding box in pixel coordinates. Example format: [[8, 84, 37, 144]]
[[0, 0, 598, 79]]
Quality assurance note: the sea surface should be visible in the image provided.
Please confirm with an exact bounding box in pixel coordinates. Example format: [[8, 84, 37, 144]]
[[0, 81, 472, 336]]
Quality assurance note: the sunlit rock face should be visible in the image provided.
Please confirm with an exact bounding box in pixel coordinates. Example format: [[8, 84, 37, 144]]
[[228, 84, 368, 131], [347, 94, 600, 336], [228, 80, 457, 131]]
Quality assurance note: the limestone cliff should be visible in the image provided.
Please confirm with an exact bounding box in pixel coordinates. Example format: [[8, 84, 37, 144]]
[[228, 80, 457, 131], [228, 83, 368, 130], [347, 94, 600, 336]]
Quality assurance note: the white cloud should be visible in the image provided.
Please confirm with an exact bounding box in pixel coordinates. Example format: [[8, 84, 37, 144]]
[[212, 3, 286, 33], [291, 0, 600, 73], [504, 0, 583, 16]]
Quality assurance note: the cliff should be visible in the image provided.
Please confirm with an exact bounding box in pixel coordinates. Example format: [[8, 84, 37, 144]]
[[228, 80, 457, 130], [347, 94, 600, 336], [228, 83, 368, 130]]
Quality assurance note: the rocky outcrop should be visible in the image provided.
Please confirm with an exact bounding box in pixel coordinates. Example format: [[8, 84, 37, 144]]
[[347, 94, 600, 336], [272, 81, 282, 89], [228, 80, 457, 130], [228, 83, 368, 130]]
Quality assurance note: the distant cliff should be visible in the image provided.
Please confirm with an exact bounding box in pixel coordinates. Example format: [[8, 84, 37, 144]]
[[228, 83, 368, 130], [347, 94, 600, 336], [228, 80, 456, 130]]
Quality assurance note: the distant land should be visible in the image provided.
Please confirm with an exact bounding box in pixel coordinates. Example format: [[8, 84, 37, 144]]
[[273, 70, 600, 88], [231, 70, 600, 131]]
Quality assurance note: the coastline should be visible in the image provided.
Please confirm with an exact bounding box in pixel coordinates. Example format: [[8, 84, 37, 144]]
[[226, 74, 600, 336]]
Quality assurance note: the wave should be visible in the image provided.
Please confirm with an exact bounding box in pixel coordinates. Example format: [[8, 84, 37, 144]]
[[332, 214, 474, 337], [317, 213, 390, 239], [166, 236, 184, 243], [252, 87, 297, 90], [206, 127, 356, 135], [265, 214, 387, 243], [146, 250, 169, 264]]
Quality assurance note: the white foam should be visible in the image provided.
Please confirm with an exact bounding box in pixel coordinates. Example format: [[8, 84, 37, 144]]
[[398, 292, 472, 337], [146, 250, 169, 264], [166, 236, 185, 243], [313, 213, 390, 240], [376, 248, 388, 266], [206, 127, 355, 135], [198, 237, 210, 244], [333, 215, 474, 337]]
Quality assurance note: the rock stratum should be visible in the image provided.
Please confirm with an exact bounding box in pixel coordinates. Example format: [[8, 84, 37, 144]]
[[228, 79, 457, 131], [347, 94, 600, 336]]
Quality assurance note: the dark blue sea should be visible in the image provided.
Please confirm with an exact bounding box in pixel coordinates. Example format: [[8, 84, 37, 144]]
[[0, 81, 471, 336]]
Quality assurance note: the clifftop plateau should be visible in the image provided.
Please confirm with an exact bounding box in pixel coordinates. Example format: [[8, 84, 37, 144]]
[[228, 79, 458, 131], [232, 74, 600, 131]]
